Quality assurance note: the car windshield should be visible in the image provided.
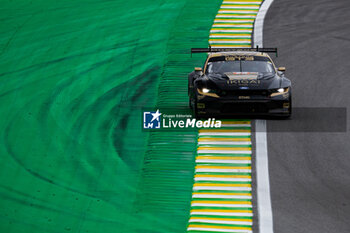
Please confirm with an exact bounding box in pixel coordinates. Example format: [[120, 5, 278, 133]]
[[206, 60, 275, 75]]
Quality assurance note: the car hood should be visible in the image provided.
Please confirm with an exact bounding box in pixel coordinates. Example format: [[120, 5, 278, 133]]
[[206, 72, 282, 90]]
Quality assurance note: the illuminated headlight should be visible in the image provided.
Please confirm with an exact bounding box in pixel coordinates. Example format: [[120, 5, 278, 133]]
[[270, 87, 289, 97], [197, 88, 220, 98], [202, 88, 210, 93]]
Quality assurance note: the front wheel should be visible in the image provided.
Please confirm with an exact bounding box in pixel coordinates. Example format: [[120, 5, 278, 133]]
[[286, 90, 292, 118], [286, 95, 292, 118], [288, 96, 292, 116], [193, 98, 198, 118], [280, 96, 292, 119]]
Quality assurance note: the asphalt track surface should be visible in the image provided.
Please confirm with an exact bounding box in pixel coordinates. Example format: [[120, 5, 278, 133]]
[[263, 0, 350, 232]]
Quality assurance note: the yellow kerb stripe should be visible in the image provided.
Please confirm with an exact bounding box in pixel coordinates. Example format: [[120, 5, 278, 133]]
[[214, 23, 253, 26], [223, 0, 263, 3], [197, 147, 251, 151], [192, 200, 252, 204], [191, 209, 252, 213], [196, 165, 251, 169], [198, 138, 250, 142], [196, 156, 251, 160], [217, 13, 257, 16], [220, 120, 251, 124], [211, 28, 253, 30], [219, 9, 259, 11], [190, 217, 253, 222], [188, 225, 251, 230], [210, 38, 251, 41], [222, 4, 261, 7], [193, 192, 252, 196], [211, 33, 252, 36], [214, 19, 254, 21], [210, 44, 251, 47], [194, 183, 251, 187], [199, 129, 251, 133], [195, 174, 251, 178]]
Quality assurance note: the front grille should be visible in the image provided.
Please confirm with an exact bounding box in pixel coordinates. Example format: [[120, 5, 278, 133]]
[[222, 89, 269, 97], [222, 103, 269, 113]]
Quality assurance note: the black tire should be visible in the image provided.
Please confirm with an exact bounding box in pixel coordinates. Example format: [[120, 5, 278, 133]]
[[279, 96, 292, 119], [288, 94, 292, 117], [193, 98, 198, 118], [286, 89, 292, 118], [189, 94, 195, 110], [188, 73, 194, 110]]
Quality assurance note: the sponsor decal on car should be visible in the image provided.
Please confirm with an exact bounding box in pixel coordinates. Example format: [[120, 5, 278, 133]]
[[227, 79, 261, 85]]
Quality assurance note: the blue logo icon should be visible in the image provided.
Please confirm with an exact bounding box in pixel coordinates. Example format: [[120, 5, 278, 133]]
[[143, 109, 162, 129]]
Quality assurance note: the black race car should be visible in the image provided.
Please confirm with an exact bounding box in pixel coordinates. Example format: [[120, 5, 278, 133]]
[[188, 47, 292, 118]]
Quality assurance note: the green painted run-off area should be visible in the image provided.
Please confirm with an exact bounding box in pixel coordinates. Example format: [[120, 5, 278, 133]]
[[0, 0, 221, 232]]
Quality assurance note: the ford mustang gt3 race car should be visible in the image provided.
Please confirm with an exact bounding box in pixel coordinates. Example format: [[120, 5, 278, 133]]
[[188, 47, 292, 118]]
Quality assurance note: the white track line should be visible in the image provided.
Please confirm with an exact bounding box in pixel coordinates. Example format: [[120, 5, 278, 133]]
[[255, 120, 274, 233], [254, 0, 275, 232], [254, 0, 273, 48]]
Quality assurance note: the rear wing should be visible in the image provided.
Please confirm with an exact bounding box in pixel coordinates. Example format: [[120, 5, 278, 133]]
[[191, 46, 278, 57]]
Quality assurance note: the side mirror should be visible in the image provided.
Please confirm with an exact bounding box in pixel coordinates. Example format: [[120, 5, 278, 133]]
[[194, 67, 203, 72], [278, 67, 286, 72]]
